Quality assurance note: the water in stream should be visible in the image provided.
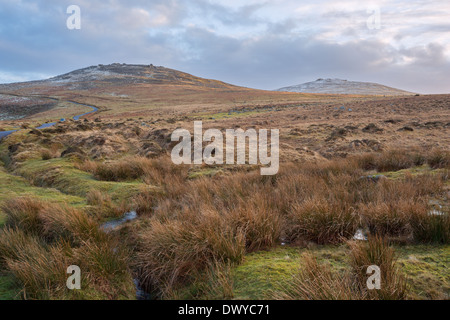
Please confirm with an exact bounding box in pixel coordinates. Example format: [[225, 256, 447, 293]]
[[100, 211, 151, 300], [0, 130, 18, 140], [0, 101, 98, 139], [100, 211, 137, 232]]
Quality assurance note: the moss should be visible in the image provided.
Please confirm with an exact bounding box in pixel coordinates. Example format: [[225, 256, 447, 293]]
[[0, 273, 20, 300], [380, 165, 444, 180], [396, 245, 450, 299], [227, 244, 449, 300], [0, 165, 85, 227], [188, 167, 224, 179], [13, 158, 159, 202], [230, 245, 348, 299]]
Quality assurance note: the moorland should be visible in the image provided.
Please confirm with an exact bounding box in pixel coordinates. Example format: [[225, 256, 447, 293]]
[[0, 64, 448, 300]]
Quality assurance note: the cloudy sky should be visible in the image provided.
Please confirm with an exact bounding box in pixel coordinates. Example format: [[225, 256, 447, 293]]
[[0, 0, 449, 93]]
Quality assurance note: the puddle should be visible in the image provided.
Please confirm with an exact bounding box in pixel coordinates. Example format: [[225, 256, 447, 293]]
[[428, 210, 446, 216], [100, 211, 137, 232], [353, 229, 367, 241]]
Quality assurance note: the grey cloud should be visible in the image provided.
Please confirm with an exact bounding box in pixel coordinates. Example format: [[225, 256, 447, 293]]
[[0, 0, 448, 94]]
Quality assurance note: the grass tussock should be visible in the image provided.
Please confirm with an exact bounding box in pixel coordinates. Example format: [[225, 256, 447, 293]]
[[410, 210, 450, 244], [0, 228, 45, 267], [132, 189, 155, 216], [286, 198, 358, 244], [427, 149, 450, 169], [359, 200, 425, 238], [78, 156, 188, 183], [348, 236, 408, 300], [1, 197, 47, 235], [354, 148, 449, 172], [273, 252, 360, 300], [2, 147, 447, 299], [0, 197, 134, 299], [132, 148, 448, 298], [135, 214, 245, 298], [228, 195, 282, 252], [274, 237, 408, 300], [86, 189, 126, 220]]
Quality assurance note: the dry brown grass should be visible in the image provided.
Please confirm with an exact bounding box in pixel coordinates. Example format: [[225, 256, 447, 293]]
[[135, 213, 245, 298], [285, 198, 358, 244], [0, 197, 134, 299], [228, 194, 282, 252], [359, 200, 425, 238], [410, 210, 450, 244], [86, 189, 126, 219], [132, 149, 448, 297], [1, 196, 47, 235], [0, 227, 45, 267], [348, 236, 408, 300], [132, 189, 155, 216], [82, 158, 146, 181], [353, 148, 450, 173], [78, 155, 188, 185], [427, 149, 450, 169], [2, 142, 448, 299], [4, 239, 70, 299], [39, 204, 107, 244], [273, 252, 361, 300]]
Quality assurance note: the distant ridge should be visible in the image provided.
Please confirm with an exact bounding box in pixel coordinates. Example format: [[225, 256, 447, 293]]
[[276, 78, 415, 95]]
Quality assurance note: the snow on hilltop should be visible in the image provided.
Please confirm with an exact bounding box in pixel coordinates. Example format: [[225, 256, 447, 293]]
[[276, 78, 415, 96], [0, 63, 241, 91]]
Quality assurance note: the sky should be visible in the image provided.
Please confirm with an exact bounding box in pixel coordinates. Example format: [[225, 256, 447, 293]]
[[0, 0, 449, 93]]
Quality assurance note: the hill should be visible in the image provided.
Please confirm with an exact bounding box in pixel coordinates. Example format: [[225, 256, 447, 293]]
[[0, 64, 375, 121], [277, 78, 415, 95], [0, 63, 242, 92]]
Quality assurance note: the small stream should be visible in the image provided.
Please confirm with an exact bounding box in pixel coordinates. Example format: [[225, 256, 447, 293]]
[[0, 100, 98, 139], [100, 211, 137, 232], [69, 101, 99, 120], [100, 211, 151, 300], [0, 129, 18, 140], [1, 96, 149, 299]]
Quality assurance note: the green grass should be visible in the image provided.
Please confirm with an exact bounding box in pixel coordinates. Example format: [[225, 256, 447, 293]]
[[229, 244, 449, 300], [188, 167, 225, 179], [396, 245, 450, 299], [231, 246, 347, 299], [0, 273, 20, 300], [0, 162, 87, 299], [380, 165, 445, 180], [13, 158, 158, 202], [0, 165, 85, 228], [194, 109, 263, 120], [0, 155, 144, 300]]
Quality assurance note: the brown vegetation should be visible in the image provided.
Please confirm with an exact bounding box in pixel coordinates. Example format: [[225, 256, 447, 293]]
[[0, 197, 134, 299]]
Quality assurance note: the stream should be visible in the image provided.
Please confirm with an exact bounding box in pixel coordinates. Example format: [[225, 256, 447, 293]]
[[0, 98, 151, 298], [0, 99, 98, 139], [100, 211, 151, 300]]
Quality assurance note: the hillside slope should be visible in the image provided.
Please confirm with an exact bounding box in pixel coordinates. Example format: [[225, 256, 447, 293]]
[[0, 65, 381, 121], [0, 64, 242, 92]]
